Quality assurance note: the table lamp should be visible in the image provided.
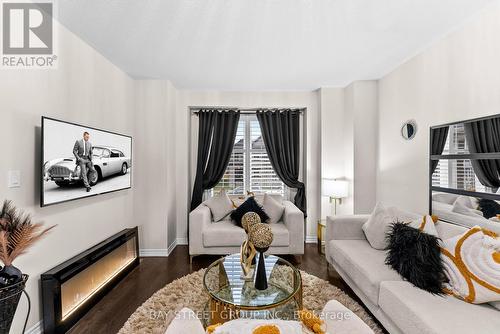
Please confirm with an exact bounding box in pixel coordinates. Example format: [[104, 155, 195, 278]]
[[322, 179, 348, 215]]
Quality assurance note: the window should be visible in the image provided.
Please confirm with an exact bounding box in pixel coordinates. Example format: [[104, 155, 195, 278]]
[[432, 123, 492, 193], [212, 114, 285, 196]]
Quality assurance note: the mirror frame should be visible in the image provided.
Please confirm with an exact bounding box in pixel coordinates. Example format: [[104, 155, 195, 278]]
[[401, 120, 417, 140], [429, 113, 500, 223]]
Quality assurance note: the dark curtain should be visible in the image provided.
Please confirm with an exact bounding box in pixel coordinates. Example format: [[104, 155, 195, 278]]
[[430, 127, 449, 173], [190, 110, 240, 211], [256, 109, 306, 215], [464, 117, 500, 192]]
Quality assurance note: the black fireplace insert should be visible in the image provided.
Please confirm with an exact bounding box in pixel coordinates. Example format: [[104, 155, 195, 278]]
[[41, 227, 139, 334]]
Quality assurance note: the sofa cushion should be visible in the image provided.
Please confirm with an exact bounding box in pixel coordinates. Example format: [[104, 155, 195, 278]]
[[268, 222, 290, 247], [329, 239, 403, 305], [203, 221, 289, 247], [203, 221, 246, 247], [379, 281, 500, 334]]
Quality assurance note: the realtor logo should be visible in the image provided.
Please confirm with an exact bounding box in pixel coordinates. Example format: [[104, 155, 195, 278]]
[[1, 1, 57, 68]]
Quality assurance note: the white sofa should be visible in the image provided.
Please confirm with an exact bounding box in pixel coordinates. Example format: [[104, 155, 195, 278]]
[[325, 212, 500, 334], [189, 198, 304, 261]]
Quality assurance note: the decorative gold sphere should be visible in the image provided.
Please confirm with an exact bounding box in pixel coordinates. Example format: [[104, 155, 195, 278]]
[[249, 223, 274, 249], [242, 212, 261, 233]]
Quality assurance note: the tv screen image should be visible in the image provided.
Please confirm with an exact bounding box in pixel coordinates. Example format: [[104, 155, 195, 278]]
[[41, 117, 132, 207]]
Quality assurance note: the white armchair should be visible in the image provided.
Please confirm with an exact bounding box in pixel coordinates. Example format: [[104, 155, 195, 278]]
[[189, 199, 304, 262]]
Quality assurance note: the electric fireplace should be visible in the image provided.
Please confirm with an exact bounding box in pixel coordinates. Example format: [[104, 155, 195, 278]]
[[41, 227, 139, 334]]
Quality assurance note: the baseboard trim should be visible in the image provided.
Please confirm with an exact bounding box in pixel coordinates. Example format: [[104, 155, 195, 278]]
[[26, 320, 42, 334], [167, 239, 177, 256], [305, 236, 318, 243], [176, 237, 188, 245], [140, 238, 187, 257], [139, 249, 169, 257]]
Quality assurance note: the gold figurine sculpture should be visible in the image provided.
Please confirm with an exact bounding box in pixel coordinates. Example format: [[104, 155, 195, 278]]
[[240, 212, 259, 280]]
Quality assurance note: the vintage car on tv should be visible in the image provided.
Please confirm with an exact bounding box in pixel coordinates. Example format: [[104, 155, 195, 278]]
[[44, 146, 131, 187]]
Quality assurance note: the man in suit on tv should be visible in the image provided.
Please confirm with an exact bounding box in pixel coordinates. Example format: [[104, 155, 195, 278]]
[[73, 131, 96, 192]]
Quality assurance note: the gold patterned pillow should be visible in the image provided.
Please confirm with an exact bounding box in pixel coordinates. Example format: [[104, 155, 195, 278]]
[[440, 226, 500, 304], [408, 215, 439, 237]]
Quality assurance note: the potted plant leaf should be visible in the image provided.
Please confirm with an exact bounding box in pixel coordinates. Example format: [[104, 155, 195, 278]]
[[0, 200, 55, 333]]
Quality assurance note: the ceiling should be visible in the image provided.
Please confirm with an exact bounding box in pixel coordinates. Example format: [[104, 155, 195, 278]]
[[57, 0, 495, 90]]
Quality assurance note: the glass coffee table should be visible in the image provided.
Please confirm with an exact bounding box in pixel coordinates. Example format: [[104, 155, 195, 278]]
[[203, 253, 303, 325]]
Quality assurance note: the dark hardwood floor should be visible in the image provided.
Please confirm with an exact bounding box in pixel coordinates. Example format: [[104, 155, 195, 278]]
[[68, 244, 368, 334]]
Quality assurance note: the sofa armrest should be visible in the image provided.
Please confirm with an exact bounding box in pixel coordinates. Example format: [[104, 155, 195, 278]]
[[189, 204, 212, 255], [282, 201, 305, 254], [325, 215, 369, 242]]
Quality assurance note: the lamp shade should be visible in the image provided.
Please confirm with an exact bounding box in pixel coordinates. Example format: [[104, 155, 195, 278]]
[[322, 179, 348, 198]]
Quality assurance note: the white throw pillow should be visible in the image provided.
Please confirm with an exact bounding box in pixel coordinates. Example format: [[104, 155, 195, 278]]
[[432, 192, 460, 205], [386, 206, 420, 222], [452, 200, 484, 218], [454, 196, 477, 210], [204, 190, 234, 222], [408, 215, 439, 237], [262, 193, 285, 224], [362, 202, 395, 250], [165, 308, 205, 334]]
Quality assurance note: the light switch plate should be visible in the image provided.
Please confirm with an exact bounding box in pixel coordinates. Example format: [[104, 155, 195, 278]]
[[8, 170, 21, 188]]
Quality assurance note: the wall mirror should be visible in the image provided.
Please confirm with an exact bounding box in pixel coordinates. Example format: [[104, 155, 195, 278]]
[[401, 120, 417, 140], [430, 114, 500, 232]]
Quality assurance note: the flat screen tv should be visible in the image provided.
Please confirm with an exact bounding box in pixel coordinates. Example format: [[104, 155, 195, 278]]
[[41, 117, 132, 207]]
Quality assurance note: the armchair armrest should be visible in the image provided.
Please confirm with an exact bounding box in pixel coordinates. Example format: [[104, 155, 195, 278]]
[[325, 215, 369, 242], [282, 201, 304, 254], [189, 204, 212, 255]]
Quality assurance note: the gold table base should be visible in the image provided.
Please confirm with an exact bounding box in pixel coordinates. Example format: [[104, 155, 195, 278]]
[[208, 275, 303, 325]]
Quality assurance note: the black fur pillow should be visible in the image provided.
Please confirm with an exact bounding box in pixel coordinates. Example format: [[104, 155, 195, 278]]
[[385, 222, 448, 295], [477, 198, 500, 219], [230, 196, 270, 227]]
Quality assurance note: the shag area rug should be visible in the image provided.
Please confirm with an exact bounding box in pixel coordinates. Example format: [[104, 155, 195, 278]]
[[118, 269, 383, 334]]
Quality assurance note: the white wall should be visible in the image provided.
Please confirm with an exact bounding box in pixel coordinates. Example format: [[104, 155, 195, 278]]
[[166, 82, 179, 248], [0, 21, 136, 332], [176, 91, 321, 241], [134, 80, 178, 254], [377, 2, 500, 213], [319, 88, 348, 217], [319, 82, 378, 218], [343, 85, 355, 215], [351, 81, 378, 214]]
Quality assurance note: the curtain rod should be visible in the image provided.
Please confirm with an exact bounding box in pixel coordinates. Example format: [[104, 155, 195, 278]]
[[190, 106, 305, 114]]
